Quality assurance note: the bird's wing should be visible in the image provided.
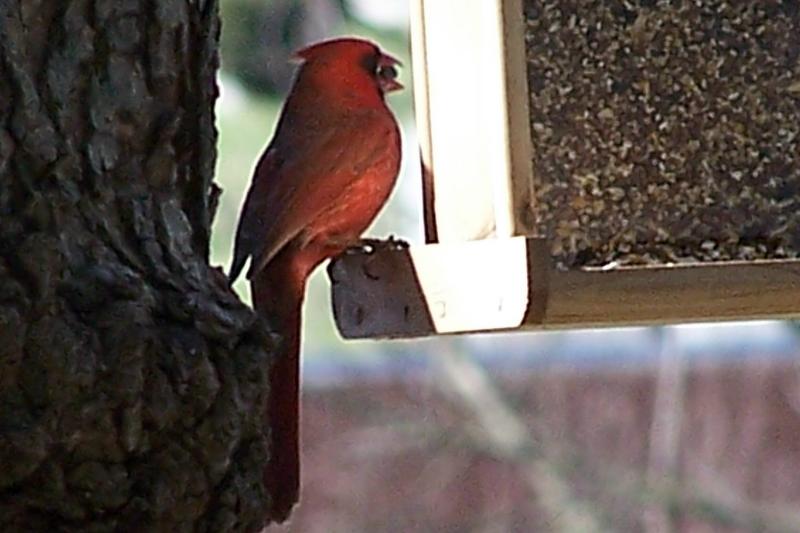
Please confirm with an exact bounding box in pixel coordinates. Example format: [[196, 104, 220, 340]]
[[229, 146, 280, 283], [229, 109, 397, 283], [249, 112, 397, 277]]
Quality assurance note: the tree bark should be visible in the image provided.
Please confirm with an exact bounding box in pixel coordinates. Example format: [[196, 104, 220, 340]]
[[0, 1, 277, 531]]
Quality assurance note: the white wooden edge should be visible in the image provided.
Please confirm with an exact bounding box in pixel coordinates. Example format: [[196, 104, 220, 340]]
[[408, 236, 529, 332]]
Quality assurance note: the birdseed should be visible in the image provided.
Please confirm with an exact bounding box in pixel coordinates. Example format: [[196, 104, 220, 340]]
[[524, 0, 800, 268]]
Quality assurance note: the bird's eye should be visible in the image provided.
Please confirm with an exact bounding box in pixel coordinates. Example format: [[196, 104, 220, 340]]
[[377, 65, 398, 81]]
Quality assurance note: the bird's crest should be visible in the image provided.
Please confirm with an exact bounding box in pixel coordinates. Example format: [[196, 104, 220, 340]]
[[290, 37, 378, 64]]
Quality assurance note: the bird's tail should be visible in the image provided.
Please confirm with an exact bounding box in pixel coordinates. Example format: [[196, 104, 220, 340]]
[[250, 250, 306, 523]]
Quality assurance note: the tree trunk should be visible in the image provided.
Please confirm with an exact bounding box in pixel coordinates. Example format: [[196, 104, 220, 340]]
[[0, 1, 277, 531]]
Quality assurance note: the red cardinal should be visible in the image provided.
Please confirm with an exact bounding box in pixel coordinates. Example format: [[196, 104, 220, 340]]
[[228, 37, 402, 522]]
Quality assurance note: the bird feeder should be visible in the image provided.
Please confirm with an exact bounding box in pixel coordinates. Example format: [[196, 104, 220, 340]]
[[329, 0, 800, 338]]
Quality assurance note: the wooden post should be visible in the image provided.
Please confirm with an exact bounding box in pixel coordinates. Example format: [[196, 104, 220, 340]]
[[409, 0, 535, 243]]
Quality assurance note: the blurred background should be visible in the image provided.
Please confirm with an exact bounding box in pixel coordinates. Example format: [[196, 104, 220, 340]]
[[211, 1, 800, 531]]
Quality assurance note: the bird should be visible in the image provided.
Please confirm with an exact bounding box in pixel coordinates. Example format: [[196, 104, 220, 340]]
[[228, 37, 403, 522]]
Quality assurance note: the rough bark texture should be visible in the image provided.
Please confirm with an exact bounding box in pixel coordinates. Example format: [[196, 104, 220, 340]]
[[0, 1, 276, 531]]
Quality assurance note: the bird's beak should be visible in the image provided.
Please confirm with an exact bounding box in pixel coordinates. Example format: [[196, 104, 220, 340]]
[[378, 53, 404, 92]]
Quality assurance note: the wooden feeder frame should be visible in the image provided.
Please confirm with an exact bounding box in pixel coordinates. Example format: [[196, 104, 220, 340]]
[[329, 0, 800, 339]]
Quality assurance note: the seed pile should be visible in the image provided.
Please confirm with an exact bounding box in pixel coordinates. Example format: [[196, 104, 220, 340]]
[[525, 0, 800, 268]]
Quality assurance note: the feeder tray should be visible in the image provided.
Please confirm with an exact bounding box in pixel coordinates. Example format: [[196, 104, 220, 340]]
[[330, 0, 800, 338]]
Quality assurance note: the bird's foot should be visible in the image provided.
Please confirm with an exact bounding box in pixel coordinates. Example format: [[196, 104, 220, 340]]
[[345, 235, 409, 255]]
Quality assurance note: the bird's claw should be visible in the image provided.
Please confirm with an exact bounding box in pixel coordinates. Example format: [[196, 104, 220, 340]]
[[345, 235, 409, 255], [386, 234, 410, 249]]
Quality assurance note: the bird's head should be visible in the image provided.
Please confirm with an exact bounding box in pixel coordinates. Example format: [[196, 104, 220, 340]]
[[292, 37, 403, 98]]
